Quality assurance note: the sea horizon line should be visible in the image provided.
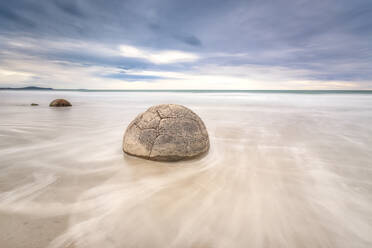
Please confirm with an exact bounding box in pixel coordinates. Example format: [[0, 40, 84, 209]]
[[1, 86, 372, 94]]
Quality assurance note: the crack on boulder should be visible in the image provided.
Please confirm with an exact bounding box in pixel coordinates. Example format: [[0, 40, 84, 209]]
[[155, 110, 164, 119], [133, 122, 143, 130], [134, 122, 157, 131], [148, 111, 162, 158], [148, 132, 161, 158]]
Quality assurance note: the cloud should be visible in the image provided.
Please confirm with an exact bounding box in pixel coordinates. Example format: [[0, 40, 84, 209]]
[[173, 34, 202, 47], [119, 45, 199, 64], [0, 47, 369, 90], [0, 6, 35, 28], [54, 0, 85, 17]]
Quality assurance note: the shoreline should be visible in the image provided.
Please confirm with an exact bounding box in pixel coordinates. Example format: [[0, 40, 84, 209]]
[[1, 88, 372, 94]]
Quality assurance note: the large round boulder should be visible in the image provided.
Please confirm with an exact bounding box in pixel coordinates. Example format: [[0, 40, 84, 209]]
[[123, 104, 209, 161], [49, 99, 72, 107]]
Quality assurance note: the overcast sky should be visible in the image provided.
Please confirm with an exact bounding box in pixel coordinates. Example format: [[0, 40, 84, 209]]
[[0, 0, 371, 89]]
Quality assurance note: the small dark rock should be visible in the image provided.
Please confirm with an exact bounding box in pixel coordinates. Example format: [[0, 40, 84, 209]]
[[30, 103, 39, 106], [49, 99, 72, 107]]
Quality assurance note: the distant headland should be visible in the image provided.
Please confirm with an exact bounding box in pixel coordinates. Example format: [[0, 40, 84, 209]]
[[0, 86, 53, 91]]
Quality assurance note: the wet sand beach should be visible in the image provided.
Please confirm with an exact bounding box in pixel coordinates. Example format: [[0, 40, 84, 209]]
[[0, 91, 372, 248]]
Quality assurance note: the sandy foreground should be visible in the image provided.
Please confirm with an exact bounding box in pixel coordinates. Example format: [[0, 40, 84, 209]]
[[0, 91, 372, 248]]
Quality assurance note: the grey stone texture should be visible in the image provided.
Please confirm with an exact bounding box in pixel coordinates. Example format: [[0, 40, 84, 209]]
[[123, 104, 209, 161]]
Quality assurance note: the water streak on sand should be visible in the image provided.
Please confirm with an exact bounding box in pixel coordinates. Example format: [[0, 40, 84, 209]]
[[0, 91, 372, 248]]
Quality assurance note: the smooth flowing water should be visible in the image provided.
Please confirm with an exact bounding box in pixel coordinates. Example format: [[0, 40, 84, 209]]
[[0, 91, 372, 248]]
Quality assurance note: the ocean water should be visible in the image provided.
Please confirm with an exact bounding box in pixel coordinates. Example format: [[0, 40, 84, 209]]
[[0, 90, 372, 248]]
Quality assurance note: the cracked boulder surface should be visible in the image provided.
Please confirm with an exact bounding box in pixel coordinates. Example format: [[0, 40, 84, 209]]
[[49, 99, 72, 107], [123, 104, 210, 161]]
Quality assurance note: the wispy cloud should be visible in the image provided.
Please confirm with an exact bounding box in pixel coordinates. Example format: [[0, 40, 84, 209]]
[[119, 45, 199, 64], [0, 49, 367, 90]]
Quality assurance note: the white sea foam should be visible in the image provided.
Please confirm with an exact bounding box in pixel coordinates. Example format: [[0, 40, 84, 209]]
[[0, 91, 372, 248]]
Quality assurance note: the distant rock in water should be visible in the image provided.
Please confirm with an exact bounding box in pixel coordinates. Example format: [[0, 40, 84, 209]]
[[123, 104, 209, 161], [49, 99, 72, 107], [30, 103, 39, 106]]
